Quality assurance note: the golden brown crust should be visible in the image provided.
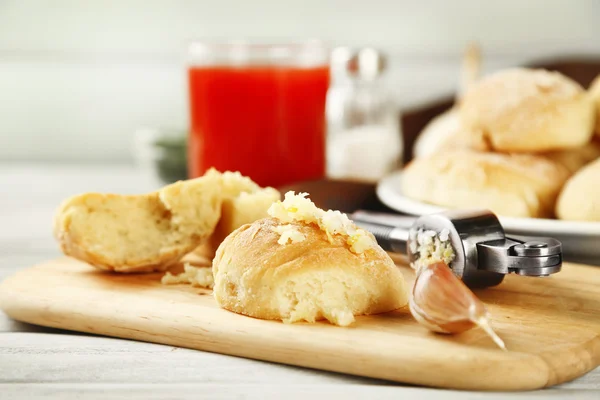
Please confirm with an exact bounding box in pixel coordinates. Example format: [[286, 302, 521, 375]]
[[401, 150, 570, 218], [460, 68, 595, 152], [212, 218, 408, 326], [556, 158, 600, 221], [53, 169, 223, 273]]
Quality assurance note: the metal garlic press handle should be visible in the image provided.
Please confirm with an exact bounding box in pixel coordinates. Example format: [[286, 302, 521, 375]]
[[350, 209, 563, 288], [349, 210, 413, 254]]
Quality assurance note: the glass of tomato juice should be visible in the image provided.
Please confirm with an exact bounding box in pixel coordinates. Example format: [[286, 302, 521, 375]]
[[187, 40, 330, 188]]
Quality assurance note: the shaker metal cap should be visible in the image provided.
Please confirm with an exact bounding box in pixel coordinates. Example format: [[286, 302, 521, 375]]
[[348, 48, 387, 80], [331, 47, 387, 81]]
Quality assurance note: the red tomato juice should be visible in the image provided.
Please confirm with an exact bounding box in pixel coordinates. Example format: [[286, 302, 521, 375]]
[[188, 66, 330, 188]]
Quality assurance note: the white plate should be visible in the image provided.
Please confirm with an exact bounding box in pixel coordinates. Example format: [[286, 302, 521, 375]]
[[376, 171, 600, 264]]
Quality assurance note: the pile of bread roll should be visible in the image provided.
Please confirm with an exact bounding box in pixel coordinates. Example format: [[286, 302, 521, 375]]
[[405, 48, 600, 222]]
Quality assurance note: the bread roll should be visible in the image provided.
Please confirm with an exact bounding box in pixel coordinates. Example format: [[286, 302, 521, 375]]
[[212, 193, 408, 327], [460, 68, 595, 152], [542, 141, 600, 175], [556, 158, 600, 221], [589, 75, 600, 137], [401, 150, 570, 218], [54, 169, 223, 272], [413, 109, 490, 158]]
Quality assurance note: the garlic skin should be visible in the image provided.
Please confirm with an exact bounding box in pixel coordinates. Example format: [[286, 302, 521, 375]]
[[409, 261, 506, 350]]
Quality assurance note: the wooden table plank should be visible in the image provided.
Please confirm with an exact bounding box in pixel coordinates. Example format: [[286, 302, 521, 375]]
[[0, 384, 599, 400], [0, 332, 599, 389], [0, 333, 381, 385]]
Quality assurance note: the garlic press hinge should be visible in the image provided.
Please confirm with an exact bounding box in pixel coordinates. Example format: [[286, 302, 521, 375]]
[[476, 236, 562, 277]]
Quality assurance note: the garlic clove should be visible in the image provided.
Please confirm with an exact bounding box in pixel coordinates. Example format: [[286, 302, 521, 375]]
[[409, 261, 506, 350]]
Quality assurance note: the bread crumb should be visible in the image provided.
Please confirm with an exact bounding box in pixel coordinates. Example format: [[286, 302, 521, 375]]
[[161, 263, 214, 289], [329, 308, 355, 327], [267, 191, 375, 254]]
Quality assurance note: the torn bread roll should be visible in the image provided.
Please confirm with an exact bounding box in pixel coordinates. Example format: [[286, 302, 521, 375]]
[[460, 68, 595, 152], [401, 150, 570, 218], [53, 169, 223, 272], [206, 171, 280, 254], [556, 158, 600, 221], [212, 192, 408, 327]]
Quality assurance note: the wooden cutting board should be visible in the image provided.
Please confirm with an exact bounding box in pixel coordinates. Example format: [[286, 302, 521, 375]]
[[1, 257, 599, 391]]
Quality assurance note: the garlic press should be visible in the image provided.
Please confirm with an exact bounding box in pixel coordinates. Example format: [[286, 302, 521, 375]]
[[350, 209, 562, 288]]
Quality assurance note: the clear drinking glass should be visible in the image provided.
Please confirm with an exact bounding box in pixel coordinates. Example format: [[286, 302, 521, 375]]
[[187, 40, 330, 188]]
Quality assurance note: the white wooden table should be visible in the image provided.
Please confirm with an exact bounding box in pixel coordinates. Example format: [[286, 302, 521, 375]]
[[1, 163, 599, 399]]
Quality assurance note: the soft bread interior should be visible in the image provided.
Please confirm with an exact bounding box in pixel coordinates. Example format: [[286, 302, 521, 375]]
[[58, 194, 173, 267], [275, 266, 399, 326], [207, 171, 280, 253], [54, 169, 222, 272]]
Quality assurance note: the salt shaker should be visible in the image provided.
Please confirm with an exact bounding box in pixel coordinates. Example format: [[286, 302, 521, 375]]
[[326, 47, 402, 182]]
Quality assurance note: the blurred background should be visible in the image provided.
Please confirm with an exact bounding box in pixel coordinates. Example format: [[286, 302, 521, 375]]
[[1, 0, 599, 165]]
